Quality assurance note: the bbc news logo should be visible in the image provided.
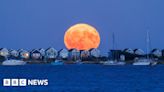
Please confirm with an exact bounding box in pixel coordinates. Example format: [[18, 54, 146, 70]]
[[3, 79, 48, 87]]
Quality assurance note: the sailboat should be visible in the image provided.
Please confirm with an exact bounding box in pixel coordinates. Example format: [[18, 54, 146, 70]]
[[132, 58, 151, 65], [133, 30, 156, 66], [103, 33, 126, 65]]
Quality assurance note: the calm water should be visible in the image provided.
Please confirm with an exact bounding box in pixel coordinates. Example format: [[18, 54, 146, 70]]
[[0, 64, 164, 92]]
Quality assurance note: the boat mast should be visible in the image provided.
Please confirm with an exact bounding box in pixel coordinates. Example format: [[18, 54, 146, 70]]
[[112, 32, 115, 50], [146, 30, 150, 60], [112, 32, 117, 61]]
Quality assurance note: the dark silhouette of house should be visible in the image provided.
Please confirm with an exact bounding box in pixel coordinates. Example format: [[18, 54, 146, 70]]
[[108, 50, 122, 60], [89, 48, 100, 61], [0, 48, 9, 62], [45, 47, 58, 62], [80, 50, 90, 61], [58, 49, 69, 60], [150, 49, 162, 58], [30, 49, 42, 60], [68, 49, 80, 61], [18, 49, 30, 61], [9, 49, 19, 59]]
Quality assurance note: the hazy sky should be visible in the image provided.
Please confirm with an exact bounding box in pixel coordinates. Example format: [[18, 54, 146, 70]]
[[0, 0, 164, 54]]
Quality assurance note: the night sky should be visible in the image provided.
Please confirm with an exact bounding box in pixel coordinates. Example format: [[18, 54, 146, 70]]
[[0, 0, 164, 54]]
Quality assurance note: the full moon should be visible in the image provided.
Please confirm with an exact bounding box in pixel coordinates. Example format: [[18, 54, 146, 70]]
[[64, 23, 100, 50]]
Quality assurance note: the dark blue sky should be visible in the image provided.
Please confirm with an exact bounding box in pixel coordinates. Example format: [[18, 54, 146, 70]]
[[0, 0, 164, 54]]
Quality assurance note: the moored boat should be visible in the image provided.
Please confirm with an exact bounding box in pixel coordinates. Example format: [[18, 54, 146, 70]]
[[2, 60, 26, 65], [103, 60, 126, 65], [51, 60, 64, 65], [133, 59, 151, 65]]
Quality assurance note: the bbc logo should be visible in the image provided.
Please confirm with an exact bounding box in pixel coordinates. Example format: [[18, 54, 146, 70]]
[[3, 79, 27, 86]]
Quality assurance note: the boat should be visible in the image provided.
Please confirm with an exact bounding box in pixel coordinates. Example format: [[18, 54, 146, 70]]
[[133, 59, 151, 65], [75, 60, 83, 65], [103, 60, 125, 65], [103, 33, 126, 66], [51, 60, 64, 65], [133, 30, 157, 66], [2, 60, 26, 65], [133, 59, 158, 66], [150, 61, 158, 66]]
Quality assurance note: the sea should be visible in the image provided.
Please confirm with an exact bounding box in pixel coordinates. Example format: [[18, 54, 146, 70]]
[[0, 64, 164, 92]]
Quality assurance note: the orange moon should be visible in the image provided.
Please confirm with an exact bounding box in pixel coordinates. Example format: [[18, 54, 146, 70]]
[[64, 23, 100, 50]]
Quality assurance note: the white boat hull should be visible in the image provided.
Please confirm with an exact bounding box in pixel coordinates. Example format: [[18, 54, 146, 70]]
[[2, 60, 26, 66], [133, 62, 151, 65], [51, 60, 64, 65], [103, 61, 126, 65]]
